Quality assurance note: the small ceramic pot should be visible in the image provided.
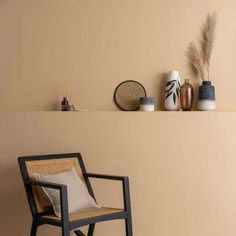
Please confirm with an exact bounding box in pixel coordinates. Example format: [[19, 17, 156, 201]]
[[198, 81, 216, 111], [140, 97, 155, 112], [67, 105, 75, 111]]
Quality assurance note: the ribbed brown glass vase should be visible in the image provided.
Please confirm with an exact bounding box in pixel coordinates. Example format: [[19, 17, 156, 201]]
[[180, 79, 194, 111]]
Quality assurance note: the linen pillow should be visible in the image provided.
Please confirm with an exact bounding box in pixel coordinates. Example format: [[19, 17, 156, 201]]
[[33, 168, 100, 217]]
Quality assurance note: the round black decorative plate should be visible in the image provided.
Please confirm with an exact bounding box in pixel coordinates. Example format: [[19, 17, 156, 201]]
[[114, 80, 147, 111]]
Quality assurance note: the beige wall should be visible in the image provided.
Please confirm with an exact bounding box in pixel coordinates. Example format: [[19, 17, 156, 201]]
[[1, 111, 236, 236], [1, 1, 236, 236], [0, 0, 236, 111]]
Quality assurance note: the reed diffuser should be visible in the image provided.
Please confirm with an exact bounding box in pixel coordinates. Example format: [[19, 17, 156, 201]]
[[61, 80, 69, 111]]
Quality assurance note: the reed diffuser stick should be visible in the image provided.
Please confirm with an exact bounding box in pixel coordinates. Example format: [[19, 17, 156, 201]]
[[63, 80, 68, 98]]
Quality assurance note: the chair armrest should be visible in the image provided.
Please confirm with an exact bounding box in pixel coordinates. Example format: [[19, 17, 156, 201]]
[[25, 179, 66, 190], [85, 173, 131, 212], [85, 173, 128, 181], [25, 179, 69, 224]]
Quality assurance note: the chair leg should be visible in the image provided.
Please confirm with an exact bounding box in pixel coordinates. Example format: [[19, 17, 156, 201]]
[[62, 226, 70, 236], [87, 223, 95, 236], [125, 215, 133, 236], [30, 220, 38, 236]]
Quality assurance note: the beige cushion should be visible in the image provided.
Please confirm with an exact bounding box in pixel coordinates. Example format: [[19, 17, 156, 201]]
[[26, 157, 84, 213], [34, 168, 100, 217]]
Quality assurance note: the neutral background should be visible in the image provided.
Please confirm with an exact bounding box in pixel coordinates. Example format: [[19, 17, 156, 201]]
[[1, 1, 236, 236], [0, 0, 236, 111]]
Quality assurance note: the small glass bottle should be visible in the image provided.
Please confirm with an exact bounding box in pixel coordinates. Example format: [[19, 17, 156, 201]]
[[180, 79, 194, 111], [61, 97, 69, 111]]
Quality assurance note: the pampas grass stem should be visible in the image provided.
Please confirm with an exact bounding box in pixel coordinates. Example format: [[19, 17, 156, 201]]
[[187, 12, 217, 81]]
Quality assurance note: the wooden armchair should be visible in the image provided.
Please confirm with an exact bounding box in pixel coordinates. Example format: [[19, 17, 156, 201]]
[[18, 153, 133, 236]]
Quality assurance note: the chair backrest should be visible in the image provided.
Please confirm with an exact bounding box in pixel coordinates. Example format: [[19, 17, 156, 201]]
[[18, 153, 94, 215]]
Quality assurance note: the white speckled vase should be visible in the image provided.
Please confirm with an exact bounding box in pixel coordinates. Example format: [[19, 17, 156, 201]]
[[164, 70, 181, 111]]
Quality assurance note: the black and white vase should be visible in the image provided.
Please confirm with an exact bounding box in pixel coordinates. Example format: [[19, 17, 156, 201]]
[[198, 81, 216, 111], [164, 70, 181, 111]]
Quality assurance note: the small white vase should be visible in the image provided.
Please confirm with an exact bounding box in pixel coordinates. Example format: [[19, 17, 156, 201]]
[[164, 71, 181, 111]]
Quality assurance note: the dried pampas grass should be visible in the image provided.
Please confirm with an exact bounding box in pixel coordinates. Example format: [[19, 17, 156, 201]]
[[187, 12, 217, 81], [201, 12, 217, 79], [187, 42, 205, 81]]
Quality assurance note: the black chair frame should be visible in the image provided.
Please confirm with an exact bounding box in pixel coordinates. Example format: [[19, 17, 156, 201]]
[[18, 153, 133, 236]]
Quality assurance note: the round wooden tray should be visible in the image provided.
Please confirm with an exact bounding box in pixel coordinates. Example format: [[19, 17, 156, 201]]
[[114, 80, 146, 111]]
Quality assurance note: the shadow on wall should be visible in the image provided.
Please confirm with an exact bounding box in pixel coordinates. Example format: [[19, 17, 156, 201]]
[[156, 73, 168, 111]]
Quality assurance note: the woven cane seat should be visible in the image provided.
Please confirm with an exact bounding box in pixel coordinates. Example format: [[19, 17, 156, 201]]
[[42, 207, 123, 222]]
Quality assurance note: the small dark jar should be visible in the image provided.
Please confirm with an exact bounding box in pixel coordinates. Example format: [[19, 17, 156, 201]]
[[140, 97, 155, 112]]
